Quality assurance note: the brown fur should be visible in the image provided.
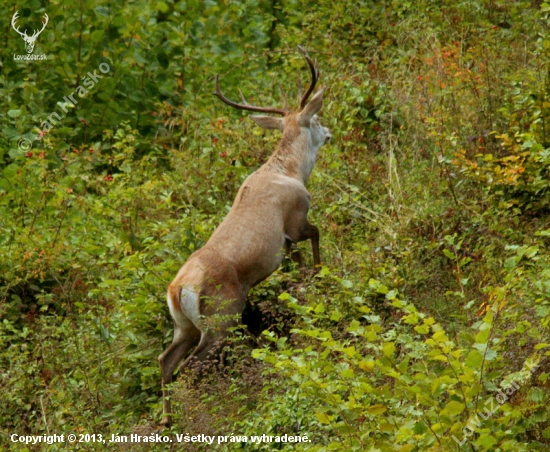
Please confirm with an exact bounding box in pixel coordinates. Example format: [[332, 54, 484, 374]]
[[158, 86, 330, 428]]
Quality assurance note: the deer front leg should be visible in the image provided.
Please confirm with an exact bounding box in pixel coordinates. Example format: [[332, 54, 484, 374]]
[[299, 222, 320, 269], [288, 222, 321, 271], [307, 223, 321, 268]]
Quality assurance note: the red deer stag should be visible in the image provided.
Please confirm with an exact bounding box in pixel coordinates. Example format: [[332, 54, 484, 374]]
[[159, 46, 331, 427]]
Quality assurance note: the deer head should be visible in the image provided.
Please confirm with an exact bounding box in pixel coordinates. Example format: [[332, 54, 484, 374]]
[[213, 46, 331, 183], [12, 11, 49, 54]]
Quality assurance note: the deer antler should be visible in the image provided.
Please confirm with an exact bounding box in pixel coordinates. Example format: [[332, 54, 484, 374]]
[[11, 11, 27, 38], [297, 46, 320, 110], [32, 13, 49, 39], [213, 47, 320, 114], [213, 75, 290, 116], [11, 11, 49, 38]]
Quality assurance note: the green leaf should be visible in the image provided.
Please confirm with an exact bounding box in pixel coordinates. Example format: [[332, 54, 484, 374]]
[[156, 51, 169, 69], [442, 400, 465, 416], [474, 434, 497, 448], [465, 350, 483, 368], [90, 30, 104, 43], [156, 1, 169, 12], [330, 310, 342, 321], [341, 279, 353, 288], [315, 411, 334, 424], [475, 328, 490, 344], [348, 320, 360, 332], [314, 303, 325, 313], [443, 249, 456, 259]]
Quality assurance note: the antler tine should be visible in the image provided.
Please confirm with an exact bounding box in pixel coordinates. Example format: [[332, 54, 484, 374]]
[[297, 45, 320, 110], [29, 13, 49, 38], [39, 13, 49, 33], [238, 89, 250, 106], [11, 11, 26, 37], [213, 75, 289, 116]]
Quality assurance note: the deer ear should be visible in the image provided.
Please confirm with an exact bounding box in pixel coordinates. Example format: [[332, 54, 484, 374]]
[[250, 115, 284, 131], [299, 87, 325, 124]]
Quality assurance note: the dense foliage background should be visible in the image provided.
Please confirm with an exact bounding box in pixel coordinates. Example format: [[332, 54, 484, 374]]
[[2, 0, 550, 450]]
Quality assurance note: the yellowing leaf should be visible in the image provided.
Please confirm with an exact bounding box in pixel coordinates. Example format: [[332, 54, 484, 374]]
[[367, 404, 387, 415], [382, 342, 396, 357], [432, 331, 449, 342], [315, 411, 334, 424], [432, 354, 449, 362], [343, 346, 356, 357], [398, 445, 415, 452], [414, 324, 430, 334], [357, 360, 375, 371], [483, 309, 494, 324], [340, 368, 355, 378]]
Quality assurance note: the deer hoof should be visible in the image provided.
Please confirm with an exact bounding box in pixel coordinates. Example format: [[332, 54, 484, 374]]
[[159, 417, 172, 429]]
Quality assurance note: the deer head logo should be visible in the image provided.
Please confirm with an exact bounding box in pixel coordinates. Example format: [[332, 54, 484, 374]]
[[11, 11, 49, 54]]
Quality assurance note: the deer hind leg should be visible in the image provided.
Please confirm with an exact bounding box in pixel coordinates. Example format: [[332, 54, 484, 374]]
[[159, 286, 201, 427], [178, 315, 240, 376], [179, 290, 245, 376], [286, 238, 304, 267], [158, 319, 200, 427]]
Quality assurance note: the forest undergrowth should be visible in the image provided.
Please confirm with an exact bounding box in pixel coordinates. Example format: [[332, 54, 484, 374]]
[[1, 0, 550, 450]]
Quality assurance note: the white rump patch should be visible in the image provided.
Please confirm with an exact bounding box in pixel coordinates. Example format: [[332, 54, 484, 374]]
[[180, 287, 201, 329], [167, 287, 201, 330]]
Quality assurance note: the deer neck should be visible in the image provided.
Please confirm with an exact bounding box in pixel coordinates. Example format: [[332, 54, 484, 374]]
[[261, 127, 318, 185]]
